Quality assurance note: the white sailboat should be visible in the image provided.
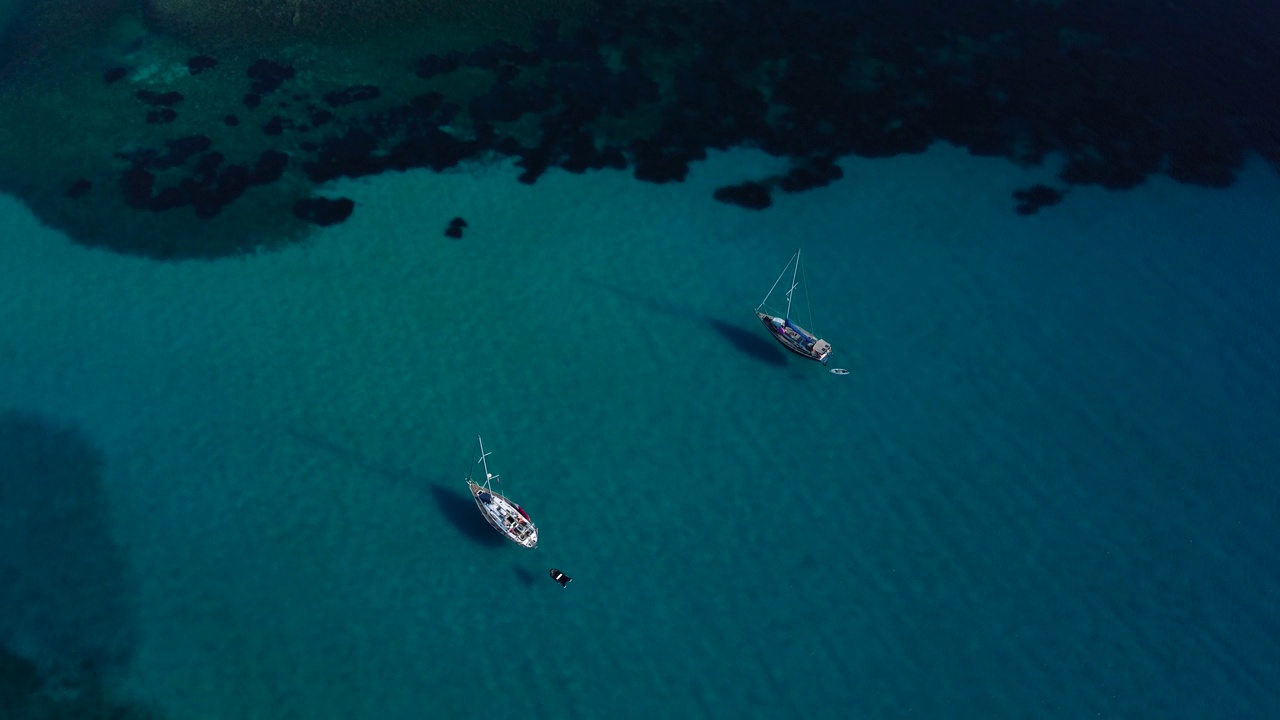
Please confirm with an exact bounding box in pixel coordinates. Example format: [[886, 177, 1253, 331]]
[[466, 435, 538, 548], [755, 249, 833, 365]]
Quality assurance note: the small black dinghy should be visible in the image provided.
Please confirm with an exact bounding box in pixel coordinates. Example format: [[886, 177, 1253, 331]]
[[550, 568, 572, 588]]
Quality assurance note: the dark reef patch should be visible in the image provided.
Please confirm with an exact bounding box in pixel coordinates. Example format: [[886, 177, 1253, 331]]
[[3, 0, 1277, 259], [445, 216, 468, 238], [778, 156, 843, 194], [145, 108, 178, 124], [0, 410, 138, 683], [324, 85, 382, 108], [294, 196, 355, 226], [65, 178, 93, 198], [714, 181, 772, 210], [246, 58, 295, 95], [1013, 184, 1065, 216], [187, 55, 217, 75], [102, 66, 128, 83], [135, 89, 183, 107], [261, 115, 287, 136]]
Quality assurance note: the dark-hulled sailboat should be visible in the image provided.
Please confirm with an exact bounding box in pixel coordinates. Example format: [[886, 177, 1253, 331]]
[[755, 249, 833, 365]]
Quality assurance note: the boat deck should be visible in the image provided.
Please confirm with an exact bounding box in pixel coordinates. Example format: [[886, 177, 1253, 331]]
[[757, 311, 832, 364], [469, 480, 538, 548]]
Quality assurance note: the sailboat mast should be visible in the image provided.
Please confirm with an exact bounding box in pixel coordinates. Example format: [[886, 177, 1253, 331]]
[[785, 249, 800, 320], [476, 435, 498, 489]]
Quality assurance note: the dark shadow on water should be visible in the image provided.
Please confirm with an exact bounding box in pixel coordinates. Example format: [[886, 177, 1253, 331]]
[[0, 409, 158, 718], [707, 318, 788, 366], [513, 565, 537, 587], [579, 273, 788, 366], [577, 271, 688, 320], [429, 484, 507, 548], [288, 430, 508, 548], [288, 430, 407, 487]]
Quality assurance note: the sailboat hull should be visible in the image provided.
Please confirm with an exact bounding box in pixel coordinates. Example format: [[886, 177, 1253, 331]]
[[757, 312, 832, 364]]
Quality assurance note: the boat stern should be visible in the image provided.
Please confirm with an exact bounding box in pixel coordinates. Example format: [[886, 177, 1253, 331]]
[[812, 339, 832, 364]]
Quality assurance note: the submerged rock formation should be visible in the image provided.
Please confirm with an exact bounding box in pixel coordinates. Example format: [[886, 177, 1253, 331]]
[[0, 0, 1277, 259]]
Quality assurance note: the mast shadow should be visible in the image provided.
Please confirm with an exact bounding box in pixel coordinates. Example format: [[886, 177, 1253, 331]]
[[288, 430, 407, 486], [287, 430, 506, 548], [579, 273, 788, 366]]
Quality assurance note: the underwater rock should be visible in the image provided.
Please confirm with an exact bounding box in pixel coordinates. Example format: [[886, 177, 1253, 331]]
[[384, 128, 469, 173], [1165, 128, 1243, 188], [247, 58, 295, 95], [135, 89, 183, 106], [515, 151, 551, 184], [261, 115, 286, 136], [468, 79, 552, 122], [615, 65, 660, 112], [13, 0, 1274, 263], [323, 85, 381, 108], [147, 184, 187, 212], [714, 181, 772, 210], [249, 149, 289, 185], [194, 151, 224, 182], [444, 216, 467, 238], [778, 155, 843, 193], [470, 40, 533, 69], [436, 102, 459, 125], [493, 136, 523, 156], [558, 129, 605, 173], [1013, 184, 1065, 215], [120, 166, 156, 209], [412, 52, 464, 79], [180, 162, 247, 219], [547, 60, 614, 122], [187, 55, 217, 74], [469, 80, 554, 124], [303, 128, 382, 182], [293, 196, 355, 226], [1014, 184, 1063, 207], [630, 137, 691, 184], [308, 107, 336, 127], [145, 108, 178, 124], [495, 63, 522, 84], [65, 179, 92, 198], [156, 135, 212, 169]]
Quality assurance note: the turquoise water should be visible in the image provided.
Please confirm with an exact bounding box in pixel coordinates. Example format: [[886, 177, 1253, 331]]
[[3, 143, 1279, 718]]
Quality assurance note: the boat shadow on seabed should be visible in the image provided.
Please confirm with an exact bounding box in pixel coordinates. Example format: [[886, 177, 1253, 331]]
[[428, 484, 508, 548], [287, 430, 508, 547], [578, 273, 788, 367]]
